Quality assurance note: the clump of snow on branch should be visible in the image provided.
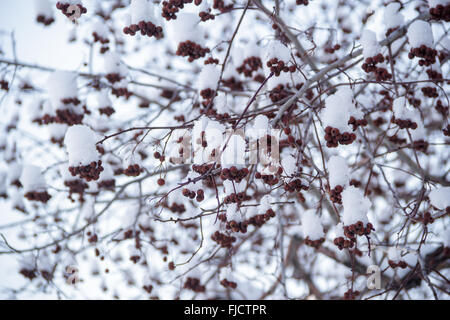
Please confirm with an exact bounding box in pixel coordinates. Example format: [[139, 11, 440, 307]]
[[64, 125, 100, 166], [327, 155, 349, 189], [407, 20, 434, 48], [428, 187, 450, 210], [321, 87, 362, 132], [301, 209, 324, 240], [361, 30, 381, 59], [20, 165, 47, 193], [341, 186, 371, 225]]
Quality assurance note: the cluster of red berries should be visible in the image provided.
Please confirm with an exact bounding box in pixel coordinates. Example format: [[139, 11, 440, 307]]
[[284, 179, 308, 193], [199, 10, 215, 21], [220, 208, 276, 233], [266, 58, 296, 77], [304, 236, 325, 249], [99, 106, 115, 116], [56, 2, 87, 18], [106, 74, 126, 85], [20, 267, 37, 280], [255, 172, 280, 186], [193, 163, 216, 175], [200, 88, 215, 102], [220, 167, 249, 183], [391, 116, 418, 130], [213, 0, 233, 13], [211, 231, 236, 248], [97, 179, 115, 191], [220, 278, 237, 289], [324, 126, 357, 148], [408, 45, 438, 66], [429, 3, 450, 22], [362, 54, 393, 81], [296, 0, 309, 5], [373, 67, 392, 81], [343, 289, 360, 300], [0, 80, 9, 91], [412, 139, 428, 153], [111, 87, 132, 99], [388, 134, 407, 145], [324, 44, 341, 54], [184, 277, 206, 292], [329, 185, 344, 204], [388, 259, 407, 269], [421, 86, 439, 98], [269, 84, 292, 103], [426, 68, 443, 80], [204, 57, 219, 65], [333, 236, 355, 250], [236, 57, 263, 77], [165, 202, 186, 214], [69, 161, 104, 181], [224, 192, 251, 205], [36, 15, 55, 26], [61, 97, 81, 105], [161, 0, 200, 20], [344, 221, 374, 240], [64, 179, 88, 202], [348, 116, 368, 131], [176, 41, 210, 62], [123, 21, 163, 39], [24, 190, 51, 203], [182, 188, 205, 202], [362, 53, 384, 72], [41, 109, 83, 126], [124, 164, 143, 177], [221, 76, 244, 91]]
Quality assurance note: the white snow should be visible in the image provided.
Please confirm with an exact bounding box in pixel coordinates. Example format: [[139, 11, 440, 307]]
[[322, 87, 362, 132], [64, 125, 100, 166], [429, 0, 450, 7], [167, 12, 203, 44], [247, 115, 270, 140], [327, 155, 349, 188], [281, 154, 297, 176], [99, 163, 114, 181], [129, 0, 154, 24], [47, 71, 78, 107], [34, 0, 54, 17], [20, 165, 47, 192], [301, 209, 324, 240], [265, 40, 291, 62], [383, 3, 404, 30], [341, 186, 371, 225], [388, 247, 401, 262], [392, 96, 417, 121], [96, 90, 112, 108], [92, 20, 109, 39], [221, 134, 246, 168], [428, 187, 450, 210], [48, 123, 68, 140], [407, 20, 434, 48], [103, 51, 128, 76], [198, 64, 221, 90], [361, 29, 380, 59]]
